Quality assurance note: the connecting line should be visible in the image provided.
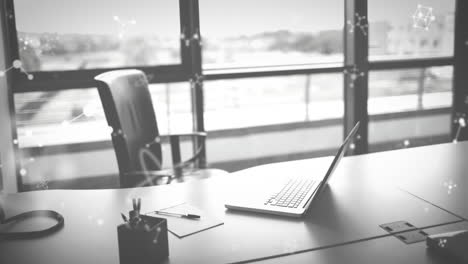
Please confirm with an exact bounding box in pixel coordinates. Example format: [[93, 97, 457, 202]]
[[0, 60, 34, 80], [346, 13, 368, 36], [397, 187, 467, 222], [453, 117, 466, 143], [113, 16, 136, 39], [412, 4, 436, 31]]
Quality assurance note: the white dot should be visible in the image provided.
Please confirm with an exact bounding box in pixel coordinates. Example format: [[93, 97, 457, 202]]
[[458, 117, 466, 128], [12, 60, 22, 69], [27, 74, 34, 80], [19, 168, 27, 176], [403, 140, 410, 147], [12, 139, 18, 145]]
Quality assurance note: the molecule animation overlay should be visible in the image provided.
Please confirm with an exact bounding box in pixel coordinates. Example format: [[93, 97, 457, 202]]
[[113, 16, 136, 39], [453, 115, 466, 143], [412, 4, 436, 31], [344, 65, 365, 88], [347, 13, 368, 36], [61, 103, 99, 127], [0, 59, 33, 80]]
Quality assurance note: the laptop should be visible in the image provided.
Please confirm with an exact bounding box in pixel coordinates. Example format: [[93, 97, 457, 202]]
[[225, 122, 360, 217]]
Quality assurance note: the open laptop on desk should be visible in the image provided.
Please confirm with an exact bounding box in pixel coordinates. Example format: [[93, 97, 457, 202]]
[[225, 122, 360, 217]]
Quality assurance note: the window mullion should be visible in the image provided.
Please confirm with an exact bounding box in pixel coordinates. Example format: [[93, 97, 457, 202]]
[[452, 0, 468, 142], [344, 0, 369, 154]]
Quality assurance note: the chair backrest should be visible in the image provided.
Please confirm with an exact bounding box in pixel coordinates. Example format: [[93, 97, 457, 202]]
[[95, 70, 162, 187]]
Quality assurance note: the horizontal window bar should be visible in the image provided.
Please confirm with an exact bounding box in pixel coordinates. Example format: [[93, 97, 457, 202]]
[[14, 65, 190, 92], [369, 57, 453, 70], [204, 63, 344, 80], [12, 57, 454, 92]]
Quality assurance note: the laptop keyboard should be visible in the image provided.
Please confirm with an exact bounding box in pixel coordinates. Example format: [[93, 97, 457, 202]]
[[264, 178, 316, 208]]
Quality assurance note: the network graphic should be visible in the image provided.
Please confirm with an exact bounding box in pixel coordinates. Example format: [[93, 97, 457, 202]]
[[412, 4, 436, 31], [443, 179, 457, 195], [0, 59, 34, 80], [346, 13, 368, 36], [61, 103, 99, 127], [180, 27, 201, 47], [438, 238, 447, 248], [190, 73, 203, 89], [453, 114, 466, 143], [344, 65, 365, 88], [35, 179, 49, 190], [113, 16, 137, 39]]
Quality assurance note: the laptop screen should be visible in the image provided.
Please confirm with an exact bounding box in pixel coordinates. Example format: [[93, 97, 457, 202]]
[[315, 122, 360, 195]]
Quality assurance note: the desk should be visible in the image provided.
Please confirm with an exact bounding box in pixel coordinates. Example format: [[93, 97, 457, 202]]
[[257, 221, 468, 264], [0, 142, 466, 264]]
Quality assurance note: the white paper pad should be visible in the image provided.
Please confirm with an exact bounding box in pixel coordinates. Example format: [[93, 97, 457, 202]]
[[146, 203, 223, 238]]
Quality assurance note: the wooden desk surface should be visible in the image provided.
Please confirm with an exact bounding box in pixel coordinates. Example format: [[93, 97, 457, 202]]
[[0, 142, 465, 264]]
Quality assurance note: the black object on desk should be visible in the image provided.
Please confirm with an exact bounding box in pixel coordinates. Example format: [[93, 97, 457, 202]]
[[117, 199, 169, 264], [426, 230, 468, 263]]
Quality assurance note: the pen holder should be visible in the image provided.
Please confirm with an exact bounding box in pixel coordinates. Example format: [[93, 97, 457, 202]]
[[117, 215, 169, 264]]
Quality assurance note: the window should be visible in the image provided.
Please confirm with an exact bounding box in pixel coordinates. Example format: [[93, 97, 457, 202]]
[[14, 83, 192, 189], [3, 0, 461, 189], [200, 0, 344, 69], [205, 74, 343, 130], [368, 66, 452, 151], [14, 83, 192, 147], [200, 0, 345, 171], [367, 0, 455, 152], [369, 66, 452, 115], [368, 0, 455, 60], [14, 0, 181, 71]]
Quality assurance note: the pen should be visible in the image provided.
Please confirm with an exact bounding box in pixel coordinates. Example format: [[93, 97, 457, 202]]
[[152, 210, 200, 220], [121, 213, 128, 223]]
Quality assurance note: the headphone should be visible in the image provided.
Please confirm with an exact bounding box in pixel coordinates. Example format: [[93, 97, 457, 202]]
[[0, 205, 64, 240]]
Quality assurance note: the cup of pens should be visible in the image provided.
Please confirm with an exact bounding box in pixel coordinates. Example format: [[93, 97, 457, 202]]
[[117, 198, 169, 264]]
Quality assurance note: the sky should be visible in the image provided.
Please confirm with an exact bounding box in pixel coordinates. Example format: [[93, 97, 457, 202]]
[[14, 0, 455, 38]]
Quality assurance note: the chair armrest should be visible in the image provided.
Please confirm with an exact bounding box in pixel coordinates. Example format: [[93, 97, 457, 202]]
[[123, 170, 173, 186], [155, 132, 207, 142], [153, 132, 207, 177]]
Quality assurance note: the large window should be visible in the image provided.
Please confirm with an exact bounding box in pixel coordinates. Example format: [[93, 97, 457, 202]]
[[204, 74, 343, 130], [3, 0, 460, 190], [14, 0, 181, 71], [367, 0, 455, 151], [200, 0, 344, 69]]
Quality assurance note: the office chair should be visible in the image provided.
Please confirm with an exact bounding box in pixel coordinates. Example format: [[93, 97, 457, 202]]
[[95, 69, 226, 188]]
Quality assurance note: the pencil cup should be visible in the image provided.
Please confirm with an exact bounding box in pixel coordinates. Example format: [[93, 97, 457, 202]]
[[117, 215, 169, 264]]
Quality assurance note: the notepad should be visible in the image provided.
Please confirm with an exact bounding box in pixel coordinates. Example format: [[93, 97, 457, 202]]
[[146, 203, 223, 238]]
